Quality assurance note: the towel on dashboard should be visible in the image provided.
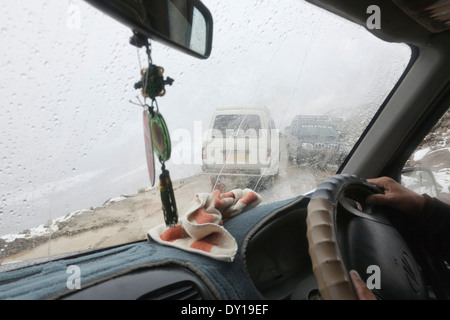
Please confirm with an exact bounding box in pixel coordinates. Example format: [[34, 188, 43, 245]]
[[147, 188, 262, 262]]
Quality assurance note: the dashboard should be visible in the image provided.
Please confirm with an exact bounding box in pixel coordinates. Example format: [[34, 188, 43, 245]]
[[61, 205, 317, 300]]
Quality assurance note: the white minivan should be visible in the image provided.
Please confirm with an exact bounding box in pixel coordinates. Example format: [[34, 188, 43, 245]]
[[202, 106, 280, 189]]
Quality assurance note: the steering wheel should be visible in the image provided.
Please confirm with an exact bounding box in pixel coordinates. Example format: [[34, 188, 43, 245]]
[[306, 174, 427, 300]]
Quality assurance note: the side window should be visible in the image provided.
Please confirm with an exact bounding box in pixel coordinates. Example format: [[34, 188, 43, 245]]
[[402, 109, 450, 203]]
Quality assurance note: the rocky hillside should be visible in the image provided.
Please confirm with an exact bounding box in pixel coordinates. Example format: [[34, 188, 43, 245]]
[[407, 110, 450, 200]]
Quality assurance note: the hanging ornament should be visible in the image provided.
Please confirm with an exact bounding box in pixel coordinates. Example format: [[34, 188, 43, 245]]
[[150, 110, 171, 163], [159, 165, 178, 227], [143, 109, 155, 186], [131, 32, 178, 227], [135, 66, 174, 100]]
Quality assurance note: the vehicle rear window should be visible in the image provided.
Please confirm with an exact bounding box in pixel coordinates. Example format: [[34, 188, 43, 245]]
[[213, 114, 262, 133], [298, 124, 339, 138]]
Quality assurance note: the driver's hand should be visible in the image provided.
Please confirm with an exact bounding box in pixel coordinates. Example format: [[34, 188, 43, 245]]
[[366, 177, 426, 217], [349, 270, 377, 300]]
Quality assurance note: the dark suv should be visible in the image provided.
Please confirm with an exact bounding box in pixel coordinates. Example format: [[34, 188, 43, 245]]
[[286, 115, 342, 169]]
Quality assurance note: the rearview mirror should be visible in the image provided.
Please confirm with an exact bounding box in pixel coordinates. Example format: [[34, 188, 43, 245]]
[[84, 0, 213, 59]]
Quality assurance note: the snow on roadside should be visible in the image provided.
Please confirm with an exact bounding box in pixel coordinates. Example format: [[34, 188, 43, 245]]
[[1, 208, 94, 243], [0, 193, 137, 245], [413, 147, 431, 162], [435, 167, 450, 195]]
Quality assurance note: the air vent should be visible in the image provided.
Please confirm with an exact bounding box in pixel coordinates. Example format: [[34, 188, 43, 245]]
[[138, 280, 204, 300]]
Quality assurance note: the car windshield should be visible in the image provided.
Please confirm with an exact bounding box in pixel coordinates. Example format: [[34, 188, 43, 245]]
[[0, 0, 411, 263]]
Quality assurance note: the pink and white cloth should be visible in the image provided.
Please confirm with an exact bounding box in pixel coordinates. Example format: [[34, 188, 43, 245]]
[[147, 189, 262, 262]]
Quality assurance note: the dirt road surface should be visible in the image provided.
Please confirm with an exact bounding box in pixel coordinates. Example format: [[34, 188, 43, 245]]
[[0, 139, 331, 264]]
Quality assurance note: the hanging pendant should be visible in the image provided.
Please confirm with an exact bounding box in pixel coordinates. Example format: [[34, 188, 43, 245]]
[[132, 39, 177, 227], [134, 65, 174, 100], [159, 167, 178, 227], [150, 111, 171, 163], [143, 110, 156, 186]]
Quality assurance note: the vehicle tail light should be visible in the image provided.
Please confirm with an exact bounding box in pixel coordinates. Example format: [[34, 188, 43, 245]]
[[202, 147, 206, 160]]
